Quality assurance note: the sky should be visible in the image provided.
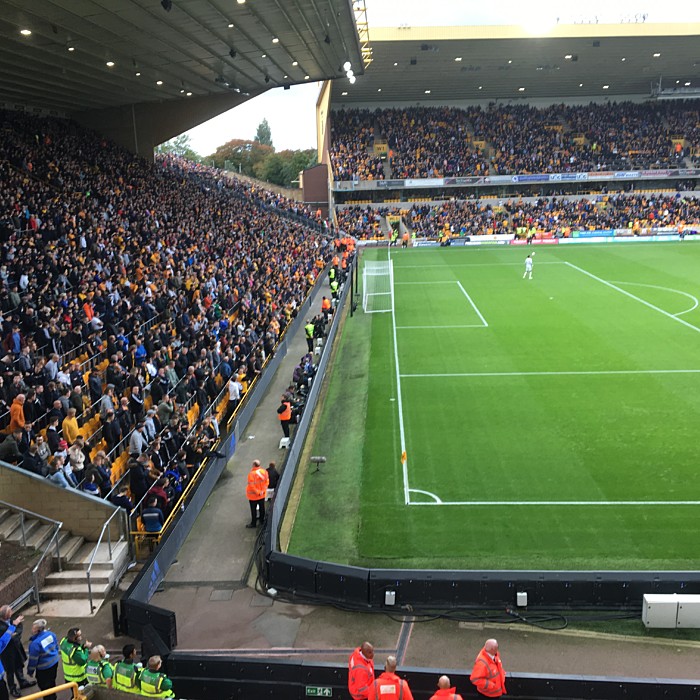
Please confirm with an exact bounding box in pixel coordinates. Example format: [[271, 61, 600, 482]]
[[184, 0, 696, 156]]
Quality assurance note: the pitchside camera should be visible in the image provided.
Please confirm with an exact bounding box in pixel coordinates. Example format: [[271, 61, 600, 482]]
[[310, 456, 327, 465]]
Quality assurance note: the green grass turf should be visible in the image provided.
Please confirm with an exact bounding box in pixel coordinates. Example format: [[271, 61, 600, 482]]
[[287, 242, 700, 570]]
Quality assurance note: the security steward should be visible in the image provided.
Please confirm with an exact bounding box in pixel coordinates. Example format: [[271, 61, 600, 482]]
[[277, 395, 292, 439], [321, 296, 332, 321], [330, 278, 339, 301], [246, 459, 269, 528], [430, 675, 464, 700], [138, 655, 175, 698], [59, 627, 92, 687], [112, 644, 142, 694], [304, 319, 315, 352], [85, 645, 113, 688], [367, 656, 414, 700], [348, 641, 374, 700], [470, 638, 506, 698]]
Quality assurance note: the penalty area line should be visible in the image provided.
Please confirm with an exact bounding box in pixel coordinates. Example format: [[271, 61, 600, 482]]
[[408, 500, 700, 506]]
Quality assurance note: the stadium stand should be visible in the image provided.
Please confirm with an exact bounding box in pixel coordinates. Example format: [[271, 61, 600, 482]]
[[330, 101, 700, 180], [0, 109, 330, 539]]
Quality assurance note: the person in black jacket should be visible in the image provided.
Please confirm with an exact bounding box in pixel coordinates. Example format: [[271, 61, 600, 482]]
[[103, 411, 122, 453], [128, 453, 151, 505]]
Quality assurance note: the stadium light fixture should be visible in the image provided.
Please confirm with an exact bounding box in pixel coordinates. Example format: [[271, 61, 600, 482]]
[[156, 80, 163, 85], [653, 52, 661, 57], [685, 81, 692, 86], [579, 82, 583, 87], [424, 89, 431, 94], [377, 88, 382, 92], [603, 84, 609, 89], [342, 91, 348, 95], [186, 91, 192, 96], [343, 60, 352, 71], [393, 62, 398, 67], [135, 72, 141, 77], [228, 23, 234, 28], [106, 61, 115, 67], [272, 37, 279, 44], [261, 53, 267, 58], [349, 75, 356, 84], [518, 87, 525, 91], [564, 54, 573, 59], [237, 0, 246, 4], [67, 46, 75, 52], [508, 59, 512, 64], [478, 85, 483, 90], [621, 57, 626, 61], [304, 75, 310, 80], [455, 57, 462, 62], [292, 60, 298, 66], [20, 29, 32, 36]]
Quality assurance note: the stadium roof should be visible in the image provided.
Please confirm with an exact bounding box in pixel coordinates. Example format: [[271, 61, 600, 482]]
[[331, 24, 700, 104], [0, 0, 363, 114]]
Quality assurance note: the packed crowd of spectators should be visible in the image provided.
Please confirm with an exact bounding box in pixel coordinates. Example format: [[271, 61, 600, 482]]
[[0, 108, 329, 527], [335, 207, 386, 239], [330, 101, 700, 180], [329, 109, 385, 181], [376, 107, 490, 178], [405, 193, 700, 237]]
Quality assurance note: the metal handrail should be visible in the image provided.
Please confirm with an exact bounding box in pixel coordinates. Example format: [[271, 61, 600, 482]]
[[22, 682, 84, 700], [85, 504, 127, 613], [31, 521, 63, 614]]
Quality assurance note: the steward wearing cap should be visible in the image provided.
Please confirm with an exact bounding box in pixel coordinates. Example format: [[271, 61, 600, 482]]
[[138, 656, 175, 698]]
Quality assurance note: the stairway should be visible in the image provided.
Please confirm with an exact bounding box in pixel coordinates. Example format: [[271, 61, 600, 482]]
[[0, 506, 130, 614]]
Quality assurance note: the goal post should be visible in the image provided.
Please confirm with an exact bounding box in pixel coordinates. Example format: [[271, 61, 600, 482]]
[[362, 259, 394, 313]]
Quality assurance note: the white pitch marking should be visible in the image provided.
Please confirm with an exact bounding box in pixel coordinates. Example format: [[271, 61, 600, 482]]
[[388, 250, 410, 506], [401, 369, 700, 378], [456, 281, 489, 327], [608, 280, 699, 318], [394, 280, 462, 285], [409, 500, 700, 506], [407, 489, 442, 504], [393, 262, 563, 269], [565, 262, 700, 335], [396, 324, 487, 330]]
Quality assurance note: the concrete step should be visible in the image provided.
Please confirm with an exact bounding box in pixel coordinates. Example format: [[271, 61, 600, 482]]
[[64, 540, 128, 570], [0, 513, 21, 539], [53, 535, 85, 564], [26, 523, 56, 550], [5, 518, 41, 544], [39, 580, 111, 600], [0, 508, 10, 524], [44, 570, 110, 586]]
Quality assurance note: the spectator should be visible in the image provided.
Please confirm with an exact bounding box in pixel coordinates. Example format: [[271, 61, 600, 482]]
[[61, 408, 79, 445], [470, 638, 506, 698], [0, 606, 34, 697], [0, 611, 26, 700], [111, 487, 134, 511], [26, 619, 59, 700], [21, 443, 46, 477], [35, 435, 51, 473], [141, 497, 165, 534], [47, 459, 70, 489], [0, 430, 23, 464], [129, 421, 148, 457], [8, 394, 25, 433]]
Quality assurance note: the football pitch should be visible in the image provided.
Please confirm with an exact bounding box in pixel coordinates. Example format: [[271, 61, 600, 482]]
[[286, 242, 700, 571]]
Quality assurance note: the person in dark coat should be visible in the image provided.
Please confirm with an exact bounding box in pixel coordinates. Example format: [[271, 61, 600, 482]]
[[0, 605, 35, 696]]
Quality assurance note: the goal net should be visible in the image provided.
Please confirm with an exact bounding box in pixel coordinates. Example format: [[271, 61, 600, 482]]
[[362, 260, 394, 313]]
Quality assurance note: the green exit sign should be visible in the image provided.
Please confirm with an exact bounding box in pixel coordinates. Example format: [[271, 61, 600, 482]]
[[305, 687, 332, 697]]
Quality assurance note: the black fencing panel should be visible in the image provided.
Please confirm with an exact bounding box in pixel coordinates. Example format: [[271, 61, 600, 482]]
[[121, 598, 177, 648], [267, 551, 317, 596], [315, 561, 370, 603]]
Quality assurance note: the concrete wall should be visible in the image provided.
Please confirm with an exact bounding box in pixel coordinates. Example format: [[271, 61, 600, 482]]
[[0, 462, 121, 541]]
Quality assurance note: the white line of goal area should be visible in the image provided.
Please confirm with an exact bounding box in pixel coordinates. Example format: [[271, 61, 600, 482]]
[[394, 280, 489, 329]]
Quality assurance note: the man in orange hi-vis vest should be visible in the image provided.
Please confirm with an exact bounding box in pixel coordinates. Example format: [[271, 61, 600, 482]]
[[245, 460, 269, 529], [348, 641, 374, 700], [470, 638, 506, 697]]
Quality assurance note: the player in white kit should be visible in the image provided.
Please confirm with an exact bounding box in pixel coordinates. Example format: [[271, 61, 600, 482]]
[[523, 253, 534, 279]]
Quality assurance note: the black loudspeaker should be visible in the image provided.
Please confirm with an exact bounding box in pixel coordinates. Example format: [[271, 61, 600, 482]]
[[267, 551, 317, 596], [368, 570, 429, 607], [121, 599, 177, 649], [315, 562, 369, 604], [424, 573, 481, 607]]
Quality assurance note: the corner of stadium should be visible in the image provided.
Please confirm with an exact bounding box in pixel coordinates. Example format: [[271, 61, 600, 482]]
[[2, 2, 700, 698]]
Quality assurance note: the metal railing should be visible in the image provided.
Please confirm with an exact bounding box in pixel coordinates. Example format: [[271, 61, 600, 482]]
[[22, 682, 84, 700], [0, 500, 65, 614], [85, 505, 129, 613]]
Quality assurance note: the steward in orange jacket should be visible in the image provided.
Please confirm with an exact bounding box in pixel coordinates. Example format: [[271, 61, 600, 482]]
[[429, 675, 464, 700], [470, 639, 506, 697], [245, 460, 269, 529], [367, 656, 414, 700], [348, 642, 374, 700]]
